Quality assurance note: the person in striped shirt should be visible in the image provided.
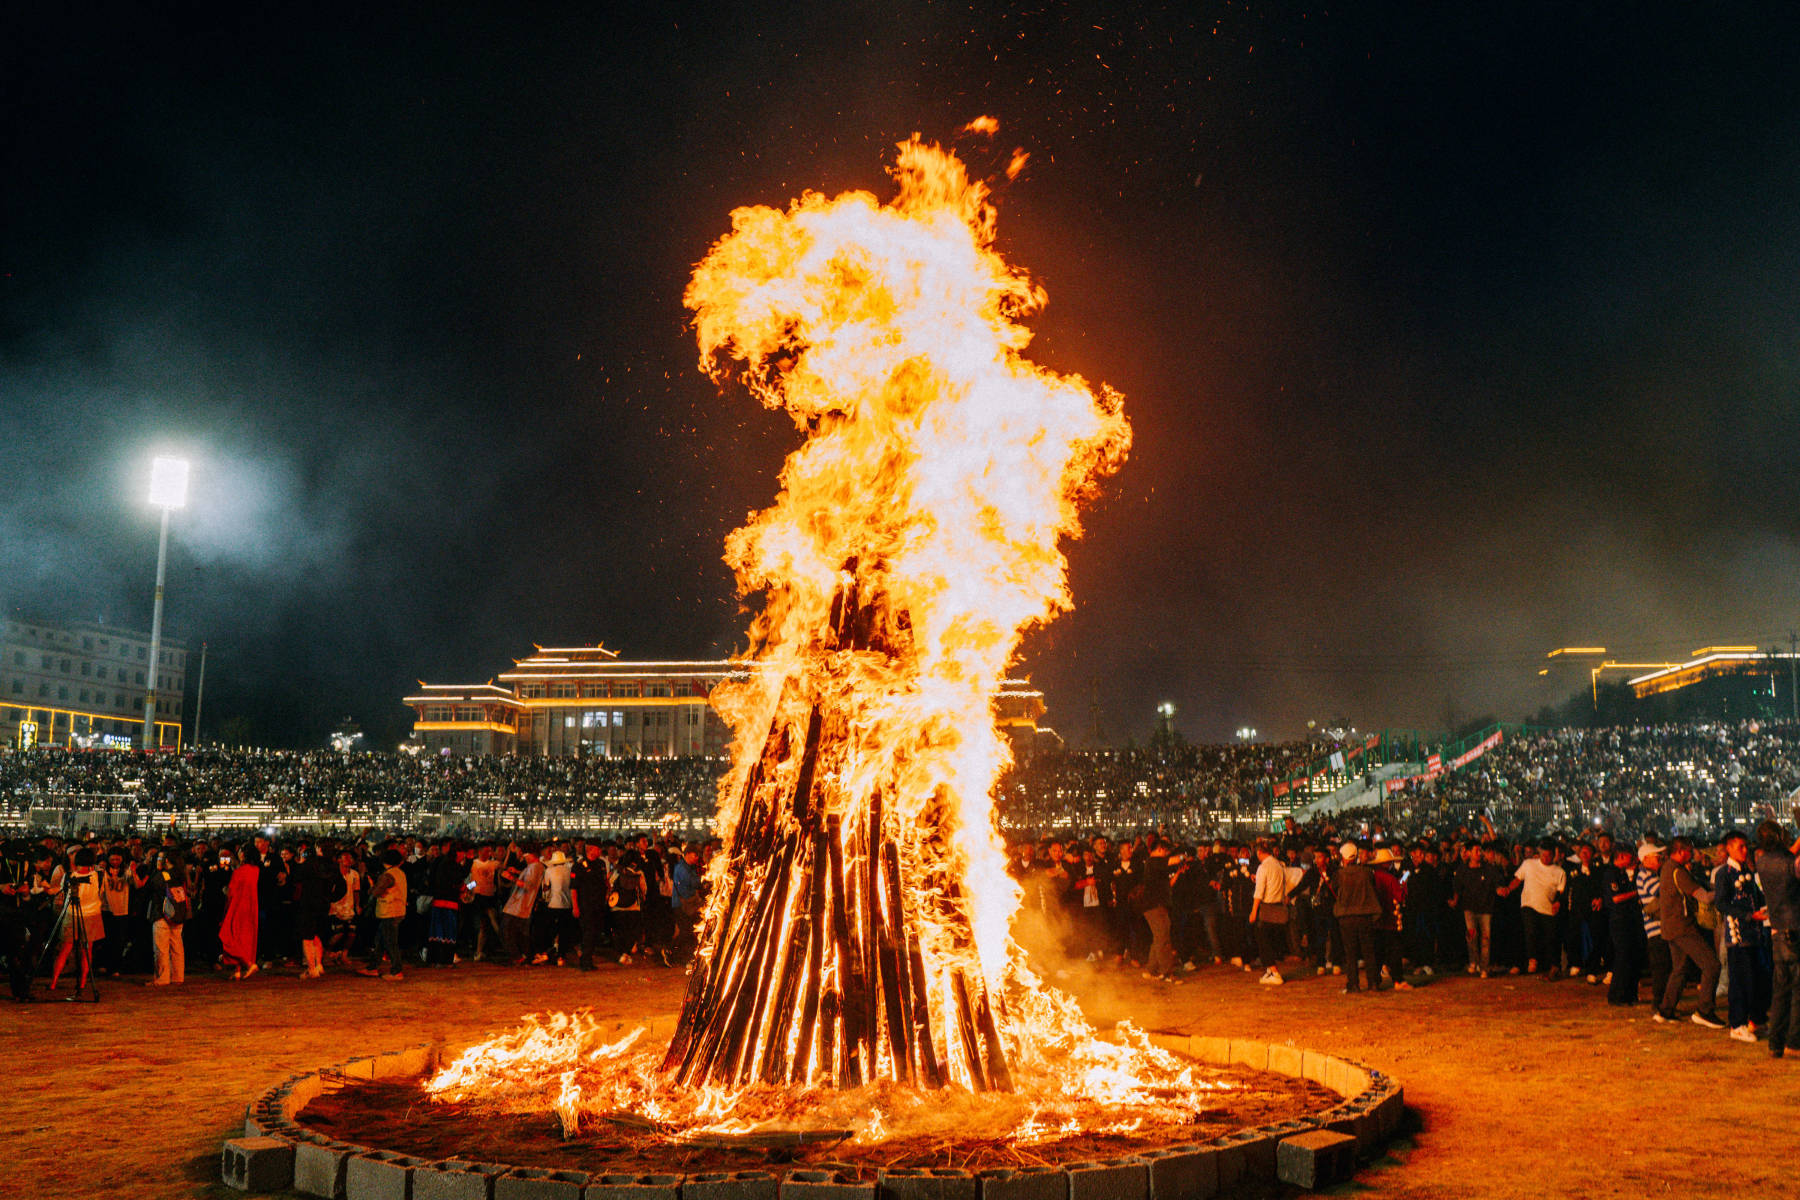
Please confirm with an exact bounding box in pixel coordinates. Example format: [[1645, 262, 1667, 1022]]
[[1635, 839, 1673, 1017]]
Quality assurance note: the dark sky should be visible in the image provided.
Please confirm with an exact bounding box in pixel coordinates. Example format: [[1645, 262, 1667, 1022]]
[[4, 1, 1798, 748]]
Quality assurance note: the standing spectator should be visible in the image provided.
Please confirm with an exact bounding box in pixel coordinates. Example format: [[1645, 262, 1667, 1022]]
[[1711, 830, 1770, 1043], [1139, 840, 1180, 983], [359, 848, 408, 981], [426, 845, 465, 966], [500, 849, 544, 965], [1507, 843, 1567, 977], [1071, 846, 1110, 962], [466, 846, 500, 961], [1656, 837, 1725, 1029], [1249, 839, 1289, 985], [1564, 842, 1608, 982], [1754, 820, 1800, 1059], [218, 847, 261, 981], [99, 850, 134, 977], [1636, 840, 1673, 1014], [1369, 847, 1409, 989], [142, 846, 192, 986], [1403, 843, 1446, 975], [1601, 846, 1643, 1006], [292, 844, 332, 979], [609, 851, 647, 964], [326, 850, 361, 967], [47, 847, 104, 992], [573, 845, 611, 971], [1333, 842, 1381, 994], [542, 848, 576, 965], [671, 845, 704, 963], [1452, 844, 1498, 978]]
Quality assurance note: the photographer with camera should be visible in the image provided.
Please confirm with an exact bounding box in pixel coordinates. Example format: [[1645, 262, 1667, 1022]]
[[47, 847, 105, 993]]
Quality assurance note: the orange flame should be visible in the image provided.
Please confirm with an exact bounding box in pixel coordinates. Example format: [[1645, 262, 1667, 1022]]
[[424, 136, 1224, 1143], [691, 132, 1127, 1000]]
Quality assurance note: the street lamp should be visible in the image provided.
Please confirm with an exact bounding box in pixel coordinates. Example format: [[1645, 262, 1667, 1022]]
[[142, 456, 189, 750], [1235, 726, 1257, 742]]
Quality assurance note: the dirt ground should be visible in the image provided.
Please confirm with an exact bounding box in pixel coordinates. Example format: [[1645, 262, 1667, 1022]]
[[3, 956, 1796, 1200]]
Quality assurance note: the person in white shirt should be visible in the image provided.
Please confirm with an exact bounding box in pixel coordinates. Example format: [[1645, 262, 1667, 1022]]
[[541, 848, 575, 965], [1506, 843, 1567, 976], [1249, 839, 1291, 985]]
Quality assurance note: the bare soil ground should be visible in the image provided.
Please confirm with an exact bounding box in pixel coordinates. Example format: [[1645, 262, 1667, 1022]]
[[3, 956, 1796, 1199]]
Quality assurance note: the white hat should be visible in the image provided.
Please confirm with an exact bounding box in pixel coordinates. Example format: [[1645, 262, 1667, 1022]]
[[1339, 841, 1359, 861]]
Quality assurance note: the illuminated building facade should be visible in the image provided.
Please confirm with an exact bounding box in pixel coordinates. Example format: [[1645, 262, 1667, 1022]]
[[406, 645, 738, 758], [408, 645, 1053, 759], [1, 616, 186, 748]]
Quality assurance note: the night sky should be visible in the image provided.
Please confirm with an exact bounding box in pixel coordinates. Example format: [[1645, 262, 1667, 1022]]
[[4, 2, 1798, 748]]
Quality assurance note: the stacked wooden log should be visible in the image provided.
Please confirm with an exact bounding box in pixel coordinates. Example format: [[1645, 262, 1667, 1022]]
[[661, 564, 1011, 1093]]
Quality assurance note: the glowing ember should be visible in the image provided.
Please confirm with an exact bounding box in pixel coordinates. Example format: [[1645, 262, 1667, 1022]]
[[427, 124, 1220, 1147]]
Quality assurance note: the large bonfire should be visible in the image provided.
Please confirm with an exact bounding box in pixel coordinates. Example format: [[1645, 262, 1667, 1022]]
[[429, 125, 1219, 1148]]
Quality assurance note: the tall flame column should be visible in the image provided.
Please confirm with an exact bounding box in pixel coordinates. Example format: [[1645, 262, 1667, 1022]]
[[664, 130, 1130, 1093]]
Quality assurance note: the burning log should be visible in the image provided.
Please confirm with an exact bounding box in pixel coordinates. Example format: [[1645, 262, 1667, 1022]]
[[665, 574, 1013, 1093]]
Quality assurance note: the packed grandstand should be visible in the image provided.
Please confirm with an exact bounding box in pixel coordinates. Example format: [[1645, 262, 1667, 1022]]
[[3, 720, 1797, 840]]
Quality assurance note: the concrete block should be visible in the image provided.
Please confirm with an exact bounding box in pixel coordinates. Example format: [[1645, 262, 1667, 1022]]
[[682, 1172, 781, 1200], [1316, 1102, 1372, 1154], [879, 1168, 976, 1200], [296, 1140, 352, 1199], [1226, 1040, 1268, 1071], [976, 1166, 1065, 1200], [1139, 1143, 1218, 1200], [1211, 1131, 1275, 1185], [245, 1103, 267, 1139], [1276, 1130, 1357, 1190], [1264, 1043, 1303, 1079], [1188, 1036, 1230, 1066], [782, 1171, 875, 1200], [222, 1136, 295, 1192], [1323, 1057, 1355, 1098], [414, 1159, 505, 1200], [495, 1168, 590, 1200], [346, 1150, 425, 1200], [287, 1073, 325, 1116], [1203, 1140, 1244, 1195], [1299, 1051, 1332, 1087], [1372, 1088, 1405, 1139], [587, 1175, 684, 1200], [1064, 1158, 1147, 1200]]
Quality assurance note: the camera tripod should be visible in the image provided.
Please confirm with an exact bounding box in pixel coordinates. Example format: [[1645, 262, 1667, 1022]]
[[31, 874, 102, 1003]]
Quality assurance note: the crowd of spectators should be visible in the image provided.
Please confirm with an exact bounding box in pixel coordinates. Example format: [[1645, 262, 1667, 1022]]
[[1010, 811, 1800, 1057], [0, 747, 726, 829], [1395, 722, 1800, 836], [6, 722, 1798, 845], [995, 741, 1321, 833], [0, 827, 709, 998]]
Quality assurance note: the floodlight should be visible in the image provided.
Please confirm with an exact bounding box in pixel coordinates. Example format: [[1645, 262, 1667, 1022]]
[[149, 456, 190, 509]]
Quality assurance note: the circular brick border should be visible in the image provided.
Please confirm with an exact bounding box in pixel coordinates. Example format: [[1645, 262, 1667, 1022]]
[[221, 1017, 1404, 1197]]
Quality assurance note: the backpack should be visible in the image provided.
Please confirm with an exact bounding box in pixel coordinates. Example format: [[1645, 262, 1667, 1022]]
[[611, 871, 640, 909]]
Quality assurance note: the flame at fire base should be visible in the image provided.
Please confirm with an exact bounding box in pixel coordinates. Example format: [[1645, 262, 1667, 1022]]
[[427, 129, 1232, 1145]]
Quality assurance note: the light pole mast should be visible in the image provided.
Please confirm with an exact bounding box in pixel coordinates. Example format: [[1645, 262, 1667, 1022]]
[[142, 457, 189, 751], [192, 641, 208, 748]]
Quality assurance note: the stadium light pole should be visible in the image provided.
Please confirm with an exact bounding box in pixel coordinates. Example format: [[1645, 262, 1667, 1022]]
[[142, 456, 189, 750]]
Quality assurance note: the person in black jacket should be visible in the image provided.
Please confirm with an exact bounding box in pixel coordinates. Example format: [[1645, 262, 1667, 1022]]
[[572, 845, 611, 972], [1600, 846, 1643, 1005], [1332, 842, 1382, 994]]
